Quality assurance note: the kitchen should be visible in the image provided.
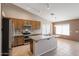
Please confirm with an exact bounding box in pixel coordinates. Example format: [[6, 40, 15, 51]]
[[1, 3, 57, 56]]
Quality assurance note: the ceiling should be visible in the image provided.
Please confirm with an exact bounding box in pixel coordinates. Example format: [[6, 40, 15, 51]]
[[13, 3, 79, 22]]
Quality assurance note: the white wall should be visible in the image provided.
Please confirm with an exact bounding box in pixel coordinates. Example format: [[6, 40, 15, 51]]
[[0, 3, 1, 56]]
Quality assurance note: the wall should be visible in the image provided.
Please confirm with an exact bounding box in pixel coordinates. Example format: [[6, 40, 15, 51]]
[[54, 19, 79, 41], [0, 3, 1, 55]]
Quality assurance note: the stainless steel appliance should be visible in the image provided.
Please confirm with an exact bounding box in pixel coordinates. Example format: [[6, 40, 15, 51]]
[[22, 25, 32, 42]]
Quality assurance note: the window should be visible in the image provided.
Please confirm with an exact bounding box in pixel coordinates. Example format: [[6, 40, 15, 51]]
[[55, 24, 70, 35]]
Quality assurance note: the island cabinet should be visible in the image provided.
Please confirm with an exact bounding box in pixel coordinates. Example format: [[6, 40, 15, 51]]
[[30, 35, 57, 56]]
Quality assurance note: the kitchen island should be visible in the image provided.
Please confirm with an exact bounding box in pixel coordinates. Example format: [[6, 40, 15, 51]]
[[13, 33, 57, 56], [30, 35, 57, 56]]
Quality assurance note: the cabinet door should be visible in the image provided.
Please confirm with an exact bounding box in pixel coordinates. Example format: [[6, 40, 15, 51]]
[[31, 21, 36, 30], [12, 19, 25, 32], [30, 21, 41, 30], [18, 20, 24, 32], [24, 20, 31, 26], [12, 36, 25, 47], [36, 21, 41, 29], [17, 37, 25, 46], [12, 37, 18, 47], [12, 19, 19, 29]]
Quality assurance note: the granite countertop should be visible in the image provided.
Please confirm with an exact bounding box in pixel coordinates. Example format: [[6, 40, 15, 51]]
[[30, 35, 53, 41], [13, 33, 41, 37], [13, 33, 54, 42]]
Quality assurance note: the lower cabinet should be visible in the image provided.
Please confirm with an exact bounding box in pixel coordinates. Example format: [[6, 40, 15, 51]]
[[12, 36, 25, 47], [17, 37, 25, 46], [12, 37, 33, 53]]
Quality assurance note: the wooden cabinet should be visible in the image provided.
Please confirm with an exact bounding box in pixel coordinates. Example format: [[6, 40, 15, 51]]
[[36, 21, 41, 29], [12, 19, 18, 29], [18, 20, 24, 29], [24, 20, 40, 30], [12, 19, 24, 30], [12, 36, 25, 47], [12, 19, 41, 30], [17, 36, 25, 46], [12, 19, 24, 33], [12, 38, 17, 47], [31, 21, 36, 29], [30, 21, 41, 30]]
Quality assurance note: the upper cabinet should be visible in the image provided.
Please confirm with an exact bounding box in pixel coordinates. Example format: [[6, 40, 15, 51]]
[[36, 21, 41, 29], [30, 20, 41, 30], [12, 19, 41, 30], [12, 19, 24, 30]]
